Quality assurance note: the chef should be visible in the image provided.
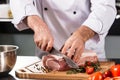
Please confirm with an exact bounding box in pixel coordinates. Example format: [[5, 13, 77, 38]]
[[10, 0, 116, 64]]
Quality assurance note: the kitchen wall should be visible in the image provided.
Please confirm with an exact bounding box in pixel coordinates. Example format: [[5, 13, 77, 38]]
[[0, 33, 35, 56], [105, 36, 120, 58]]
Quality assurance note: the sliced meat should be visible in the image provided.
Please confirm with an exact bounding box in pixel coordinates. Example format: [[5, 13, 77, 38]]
[[42, 50, 98, 71], [42, 54, 55, 69], [42, 54, 70, 71]]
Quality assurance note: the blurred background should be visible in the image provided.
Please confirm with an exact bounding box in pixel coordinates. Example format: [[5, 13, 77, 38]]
[[0, 0, 120, 59]]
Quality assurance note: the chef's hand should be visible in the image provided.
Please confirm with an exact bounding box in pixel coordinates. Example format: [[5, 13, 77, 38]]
[[24, 15, 54, 51], [61, 25, 95, 63]]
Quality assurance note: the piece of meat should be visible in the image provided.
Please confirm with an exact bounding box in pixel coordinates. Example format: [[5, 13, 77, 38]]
[[42, 54, 71, 71], [42, 50, 98, 71], [77, 50, 98, 66]]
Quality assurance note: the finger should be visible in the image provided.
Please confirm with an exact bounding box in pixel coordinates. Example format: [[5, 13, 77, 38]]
[[41, 40, 47, 51], [73, 48, 83, 63], [66, 48, 75, 59], [61, 44, 70, 55], [38, 41, 42, 48], [46, 40, 53, 51], [34, 38, 42, 48], [36, 41, 39, 47], [66, 44, 76, 58]]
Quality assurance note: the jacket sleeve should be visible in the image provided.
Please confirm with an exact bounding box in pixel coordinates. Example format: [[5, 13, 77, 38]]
[[82, 0, 117, 42], [10, 0, 41, 31]]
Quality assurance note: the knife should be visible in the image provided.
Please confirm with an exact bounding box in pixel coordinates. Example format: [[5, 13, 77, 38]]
[[39, 47, 79, 69]]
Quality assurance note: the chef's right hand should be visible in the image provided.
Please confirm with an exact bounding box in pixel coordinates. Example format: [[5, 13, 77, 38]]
[[24, 15, 54, 51]]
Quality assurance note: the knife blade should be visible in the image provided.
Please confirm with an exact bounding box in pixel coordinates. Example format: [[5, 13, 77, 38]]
[[50, 47, 79, 69], [37, 50, 50, 59]]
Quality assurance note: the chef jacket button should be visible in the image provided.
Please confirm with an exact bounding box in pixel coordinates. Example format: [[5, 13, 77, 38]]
[[44, 8, 48, 11], [73, 11, 76, 14]]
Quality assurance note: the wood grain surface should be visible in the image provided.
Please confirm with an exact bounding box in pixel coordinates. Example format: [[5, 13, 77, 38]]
[[15, 61, 115, 80]]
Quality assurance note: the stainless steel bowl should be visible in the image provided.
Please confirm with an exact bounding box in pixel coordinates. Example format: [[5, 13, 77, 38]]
[[0, 45, 19, 77]]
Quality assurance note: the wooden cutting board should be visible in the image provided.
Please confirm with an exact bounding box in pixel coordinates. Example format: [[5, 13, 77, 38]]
[[15, 61, 115, 80]]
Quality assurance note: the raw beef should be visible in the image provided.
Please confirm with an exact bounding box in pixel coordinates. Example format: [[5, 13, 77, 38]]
[[42, 50, 98, 71], [42, 54, 70, 71], [77, 50, 98, 66]]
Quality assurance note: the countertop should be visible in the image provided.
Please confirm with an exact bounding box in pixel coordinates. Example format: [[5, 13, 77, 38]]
[[0, 56, 41, 80], [0, 56, 119, 80]]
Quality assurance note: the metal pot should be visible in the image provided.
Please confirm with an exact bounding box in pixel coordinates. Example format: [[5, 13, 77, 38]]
[[0, 45, 19, 77]]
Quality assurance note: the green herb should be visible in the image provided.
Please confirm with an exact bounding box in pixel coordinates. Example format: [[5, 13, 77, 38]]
[[66, 67, 85, 74], [66, 61, 100, 74]]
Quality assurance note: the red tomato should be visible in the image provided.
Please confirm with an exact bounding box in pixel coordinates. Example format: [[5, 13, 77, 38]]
[[110, 64, 120, 77], [102, 70, 112, 79], [104, 77, 112, 80], [88, 72, 103, 80], [86, 66, 94, 74]]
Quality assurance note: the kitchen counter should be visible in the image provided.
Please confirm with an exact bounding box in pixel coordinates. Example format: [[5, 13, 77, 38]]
[[0, 56, 119, 80], [0, 56, 41, 80]]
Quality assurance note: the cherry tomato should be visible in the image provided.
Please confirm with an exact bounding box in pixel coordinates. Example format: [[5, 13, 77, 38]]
[[86, 66, 94, 74], [88, 72, 103, 80], [102, 70, 112, 79], [104, 77, 113, 80], [110, 64, 120, 77]]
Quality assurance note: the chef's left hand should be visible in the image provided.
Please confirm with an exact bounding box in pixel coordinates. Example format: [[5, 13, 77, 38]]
[[61, 29, 85, 63], [61, 26, 95, 64]]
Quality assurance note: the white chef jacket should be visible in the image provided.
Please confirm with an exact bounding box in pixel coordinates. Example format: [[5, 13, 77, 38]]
[[10, 0, 116, 59]]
